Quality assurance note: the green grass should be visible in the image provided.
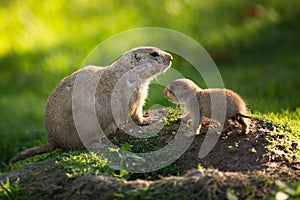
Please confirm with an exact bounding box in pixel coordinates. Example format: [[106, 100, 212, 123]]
[[0, 178, 30, 200], [252, 110, 300, 162], [273, 180, 300, 200], [0, 0, 299, 179], [54, 151, 118, 179]]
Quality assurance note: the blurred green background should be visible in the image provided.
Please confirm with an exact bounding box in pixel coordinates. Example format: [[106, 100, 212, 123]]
[[0, 0, 299, 166]]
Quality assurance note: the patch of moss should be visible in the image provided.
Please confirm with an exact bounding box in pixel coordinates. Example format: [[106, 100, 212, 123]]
[[54, 150, 116, 179], [111, 135, 162, 154], [130, 163, 184, 181], [1, 150, 62, 175], [163, 106, 182, 126]]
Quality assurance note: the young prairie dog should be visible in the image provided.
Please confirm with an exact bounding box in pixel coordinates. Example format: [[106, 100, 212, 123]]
[[10, 46, 173, 163], [163, 78, 250, 135]]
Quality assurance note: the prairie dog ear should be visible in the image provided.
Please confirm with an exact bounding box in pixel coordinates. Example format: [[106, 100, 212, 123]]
[[170, 84, 175, 91], [133, 53, 141, 62]]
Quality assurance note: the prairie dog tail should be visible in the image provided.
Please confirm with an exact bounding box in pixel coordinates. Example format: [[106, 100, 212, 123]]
[[10, 143, 55, 163], [235, 113, 251, 134], [236, 113, 252, 119]]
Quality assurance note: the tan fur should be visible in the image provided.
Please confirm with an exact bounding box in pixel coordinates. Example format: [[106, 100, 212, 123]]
[[164, 78, 250, 134], [11, 46, 172, 163]]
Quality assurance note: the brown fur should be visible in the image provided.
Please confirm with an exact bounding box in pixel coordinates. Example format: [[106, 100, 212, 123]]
[[164, 78, 250, 135], [11, 46, 172, 163]]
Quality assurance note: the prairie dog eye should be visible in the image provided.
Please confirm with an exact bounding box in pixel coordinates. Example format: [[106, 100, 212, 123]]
[[150, 52, 159, 57]]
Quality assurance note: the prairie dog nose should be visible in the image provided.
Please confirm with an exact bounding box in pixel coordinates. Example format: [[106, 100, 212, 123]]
[[163, 54, 173, 65]]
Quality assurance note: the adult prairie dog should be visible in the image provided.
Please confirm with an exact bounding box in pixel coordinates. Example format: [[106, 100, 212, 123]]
[[11, 46, 173, 163], [163, 78, 250, 135]]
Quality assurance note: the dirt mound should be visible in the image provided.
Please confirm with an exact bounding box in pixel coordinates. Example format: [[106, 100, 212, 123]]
[[1, 109, 299, 199], [114, 109, 300, 180], [0, 159, 271, 199], [177, 119, 299, 179]]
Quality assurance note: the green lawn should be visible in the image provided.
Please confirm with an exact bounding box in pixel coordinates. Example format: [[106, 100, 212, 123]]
[[0, 0, 299, 171]]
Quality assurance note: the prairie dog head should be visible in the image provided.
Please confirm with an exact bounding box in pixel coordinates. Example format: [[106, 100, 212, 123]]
[[114, 46, 173, 82], [164, 78, 202, 104]]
